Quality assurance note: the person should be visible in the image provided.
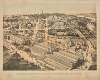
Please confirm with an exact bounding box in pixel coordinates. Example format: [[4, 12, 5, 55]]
[[47, 44, 53, 54], [75, 43, 81, 51]]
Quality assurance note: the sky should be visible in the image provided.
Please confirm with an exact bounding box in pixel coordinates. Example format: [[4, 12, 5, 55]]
[[2, 0, 96, 15]]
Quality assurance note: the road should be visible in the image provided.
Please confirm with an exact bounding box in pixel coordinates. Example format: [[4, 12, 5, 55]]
[[4, 40, 81, 70]]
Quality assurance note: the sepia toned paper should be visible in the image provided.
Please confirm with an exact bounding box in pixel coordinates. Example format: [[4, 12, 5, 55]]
[[0, 0, 100, 80]]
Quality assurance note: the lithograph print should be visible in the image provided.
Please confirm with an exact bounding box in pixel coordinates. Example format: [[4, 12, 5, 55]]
[[3, 13, 97, 70]]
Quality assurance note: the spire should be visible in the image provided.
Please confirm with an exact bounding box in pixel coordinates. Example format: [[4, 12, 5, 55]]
[[42, 10, 43, 14]]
